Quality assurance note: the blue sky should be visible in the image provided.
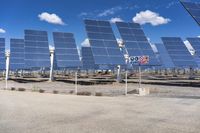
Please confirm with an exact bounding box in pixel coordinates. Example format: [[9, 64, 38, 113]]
[[0, 0, 200, 49]]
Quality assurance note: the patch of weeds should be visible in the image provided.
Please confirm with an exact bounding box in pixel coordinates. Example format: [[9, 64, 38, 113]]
[[18, 88, 26, 92], [39, 89, 45, 93], [69, 90, 74, 94], [77, 91, 92, 96], [32, 86, 39, 92], [95, 92, 103, 96], [53, 90, 59, 94], [11, 87, 16, 91]]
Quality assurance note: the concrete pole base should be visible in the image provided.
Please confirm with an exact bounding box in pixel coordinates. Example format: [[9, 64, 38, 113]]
[[138, 88, 150, 96]]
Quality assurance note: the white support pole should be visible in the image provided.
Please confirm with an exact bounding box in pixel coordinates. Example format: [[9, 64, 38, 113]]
[[75, 71, 78, 95], [139, 66, 142, 88], [5, 52, 10, 89], [125, 70, 128, 96], [124, 54, 129, 96], [117, 65, 121, 82], [49, 49, 54, 81]]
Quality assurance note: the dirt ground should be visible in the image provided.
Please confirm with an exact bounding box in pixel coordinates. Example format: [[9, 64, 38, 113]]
[[0, 90, 200, 133], [0, 79, 200, 97]]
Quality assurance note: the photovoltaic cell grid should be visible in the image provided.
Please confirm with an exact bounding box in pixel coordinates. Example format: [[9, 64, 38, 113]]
[[161, 37, 197, 68], [84, 20, 125, 66], [24, 30, 50, 68], [81, 47, 96, 70], [154, 43, 175, 68], [0, 38, 5, 70], [187, 37, 200, 56], [53, 32, 81, 68], [181, 1, 200, 26], [116, 22, 160, 66], [187, 37, 200, 66], [10, 39, 24, 70]]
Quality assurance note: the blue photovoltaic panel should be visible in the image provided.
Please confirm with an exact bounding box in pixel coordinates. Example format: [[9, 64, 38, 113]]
[[10, 39, 25, 70], [187, 37, 200, 66], [155, 43, 175, 68], [84, 19, 125, 66], [161, 37, 197, 68], [81, 47, 97, 70], [116, 22, 160, 66], [53, 32, 81, 68], [0, 38, 5, 70], [181, 1, 200, 26], [24, 30, 50, 68], [187, 37, 200, 56]]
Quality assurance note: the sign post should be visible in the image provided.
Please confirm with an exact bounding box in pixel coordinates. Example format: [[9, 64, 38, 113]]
[[75, 71, 78, 95], [5, 52, 10, 89], [129, 55, 149, 95]]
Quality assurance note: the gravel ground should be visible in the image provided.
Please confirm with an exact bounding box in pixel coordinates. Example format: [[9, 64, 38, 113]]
[[0, 90, 200, 133], [0, 80, 200, 97]]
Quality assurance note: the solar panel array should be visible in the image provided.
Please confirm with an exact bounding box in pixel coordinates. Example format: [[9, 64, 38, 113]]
[[116, 22, 160, 66], [81, 47, 97, 70], [161, 37, 197, 68], [53, 32, 81, 68], [0, 38, 5, 70], [187, 37, 200, 66], [24, 30, 50, 68], [181, 1, 200, 26], [154, 43, 175, 68], [10, 39, 24, 70], [187, 37, 200, 56], [84, 20, 125, 67]]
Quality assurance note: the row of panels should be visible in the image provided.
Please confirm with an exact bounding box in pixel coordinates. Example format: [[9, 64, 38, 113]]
[[0, 20, 200, 70]]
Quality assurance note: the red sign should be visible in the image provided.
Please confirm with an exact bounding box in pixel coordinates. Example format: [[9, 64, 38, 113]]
[[139, 56, 149, 65]]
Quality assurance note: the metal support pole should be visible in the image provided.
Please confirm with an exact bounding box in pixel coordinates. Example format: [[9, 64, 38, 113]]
[[117, 65, 121, 82], [75, 71, 78, 95], [5, 52, 10, 89], [139, 66, 142, 88], [49, 49, 54, 81], [125, 70, 128, 96]]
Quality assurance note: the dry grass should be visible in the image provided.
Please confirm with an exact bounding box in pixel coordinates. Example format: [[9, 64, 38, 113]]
[[69, 90, 74, 94], [77, 91, 92, 96], [53, 90, 59, 94], [18, 88, 26, 92], [95, 92, 103, 96], [39, 89, 45, 93], [11, 87, 16, 91]]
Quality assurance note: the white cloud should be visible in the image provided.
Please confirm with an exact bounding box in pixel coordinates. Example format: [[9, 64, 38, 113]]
[[81, 38, 90, 47], [133, 10, 171, 26], [110, 17, 124, 23], [98, 6, 122, 17], [166, 1, 179, 9], [38, 12, 65, 25], [0, 28, 6, 33]]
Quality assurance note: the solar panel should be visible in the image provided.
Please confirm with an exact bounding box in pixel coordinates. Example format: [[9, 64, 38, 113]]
[[161, 37, 197, 68], [116, 22, 160, 66], [181, 1, 200, 26], [154, 43, 175, 68], [84, 19, 125, 67], [24, 30, 50, 68], [0, 38, 5, 70], [53, 32, 81, 68], [10, 39, 25, 70], [81, 47, 97, 70], [187, 37, 200, 66]]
